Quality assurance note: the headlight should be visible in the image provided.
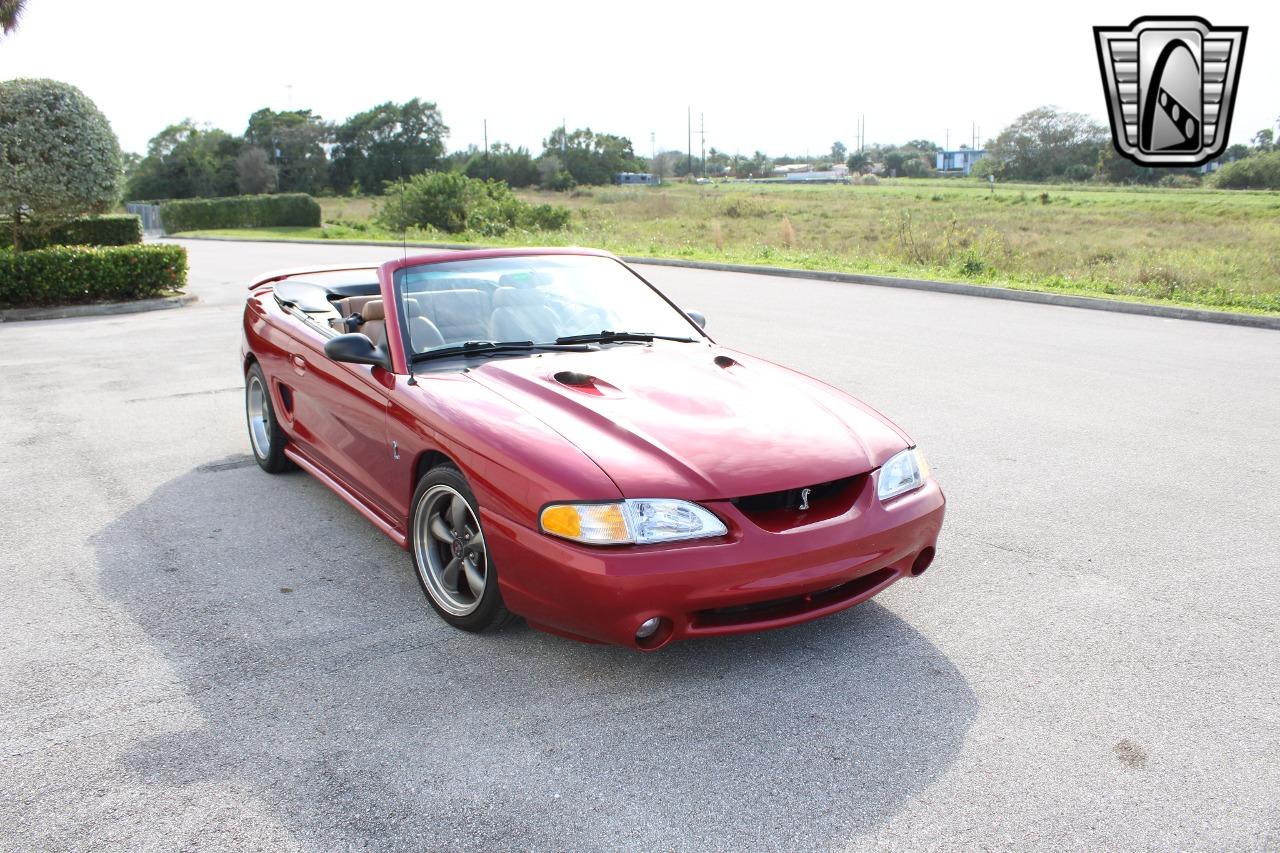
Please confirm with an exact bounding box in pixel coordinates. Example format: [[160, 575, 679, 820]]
[[877, 447, 931, 501], [540, 499, 727, 545]]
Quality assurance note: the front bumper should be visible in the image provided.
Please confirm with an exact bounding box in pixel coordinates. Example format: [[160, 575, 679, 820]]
[[482, 475, 945, 650]]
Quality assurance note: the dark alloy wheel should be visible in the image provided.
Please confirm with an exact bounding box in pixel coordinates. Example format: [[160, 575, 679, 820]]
[[410, 465, 512, 631]]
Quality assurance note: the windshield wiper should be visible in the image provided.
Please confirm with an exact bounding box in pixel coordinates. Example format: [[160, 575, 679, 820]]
[[411, 340, 592, 364], [554, 330, 697, 345]]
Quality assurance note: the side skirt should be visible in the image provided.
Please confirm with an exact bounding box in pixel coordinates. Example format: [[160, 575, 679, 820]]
[[284, 445, 408, 548]]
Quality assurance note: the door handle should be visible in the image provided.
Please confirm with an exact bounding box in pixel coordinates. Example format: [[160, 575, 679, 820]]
[[291, 354, 307, 375]]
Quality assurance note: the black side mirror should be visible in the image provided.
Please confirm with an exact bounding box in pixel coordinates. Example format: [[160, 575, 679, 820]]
[[687, 310, 707, 329], [325, 333, 390, 368]]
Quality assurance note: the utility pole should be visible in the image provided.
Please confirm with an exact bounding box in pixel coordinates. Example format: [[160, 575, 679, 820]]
[[286, 84, 293, 110], [945, 128, 950, 149], [687, 106, 693, 181], [483, 119, 489, 180], [700, 113, 705, 178]]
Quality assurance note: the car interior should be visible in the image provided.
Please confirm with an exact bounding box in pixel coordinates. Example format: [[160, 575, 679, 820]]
[[272, 269, 592, 355]]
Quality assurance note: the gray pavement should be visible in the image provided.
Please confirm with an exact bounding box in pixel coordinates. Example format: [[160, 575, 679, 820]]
[[1, 238, 1277, 851]]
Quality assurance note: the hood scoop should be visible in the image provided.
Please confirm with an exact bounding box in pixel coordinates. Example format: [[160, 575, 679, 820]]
[[552, 370, 622, 398]]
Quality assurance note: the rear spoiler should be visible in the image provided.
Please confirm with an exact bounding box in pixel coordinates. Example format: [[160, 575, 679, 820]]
[[247, 263, 380, 290]]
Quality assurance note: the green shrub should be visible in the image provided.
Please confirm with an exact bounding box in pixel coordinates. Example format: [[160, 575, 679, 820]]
[[0, 244, 187, 308], [160, 193, 321, 232], [1159, 173, 1201, 189], [378, 172, 570, 235], [523, 203, 571, 231], [1211, 151, 1280, 189], [0, 214, 142, 249]]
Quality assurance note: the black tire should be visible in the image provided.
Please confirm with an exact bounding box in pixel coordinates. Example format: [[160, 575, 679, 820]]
[[409, 464, 513, 632], [244, 362, 295, 474]]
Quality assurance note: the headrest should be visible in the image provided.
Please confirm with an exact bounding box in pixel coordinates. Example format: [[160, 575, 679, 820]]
[[492, 287, 547, 308], [360, 299, 385, 322]]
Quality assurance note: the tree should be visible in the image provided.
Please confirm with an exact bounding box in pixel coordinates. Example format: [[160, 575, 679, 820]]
[[244, 108, 331, 194], [904, 139, 941, 154], [985, 106, 1107, 181], [540, 126, 642, 186], [830, 141, 847, 162], [329, 99, 448, 194], [1223, 143, 1251, 162], [235, 147, 278, 195], [124, 120, 241, 200], [0, 0, 27, 35], [463, 142, 538, 188], [736, 150, 771, 178], [535, 154, 574, 190], [846, 150, 869, 172], [1252, 129, 1275, 153], [0, 78, 121, 249]]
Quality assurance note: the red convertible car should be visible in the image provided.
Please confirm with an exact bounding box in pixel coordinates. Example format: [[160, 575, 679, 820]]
[[241, 248, 944, 650]]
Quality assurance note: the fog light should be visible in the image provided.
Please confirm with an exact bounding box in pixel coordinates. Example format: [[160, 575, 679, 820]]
[[636, 617, 662, 639]]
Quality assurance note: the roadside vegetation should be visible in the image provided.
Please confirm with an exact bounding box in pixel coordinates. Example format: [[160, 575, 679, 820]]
[[0, 77, 188, 309], [185, 180, 1280, 315]]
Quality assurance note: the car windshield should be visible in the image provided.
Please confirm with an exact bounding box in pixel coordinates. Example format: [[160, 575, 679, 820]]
[[393, 254, 703, 356]]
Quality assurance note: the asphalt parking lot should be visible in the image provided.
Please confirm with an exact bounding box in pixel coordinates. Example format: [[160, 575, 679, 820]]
[[2, 238, 1278, 850]]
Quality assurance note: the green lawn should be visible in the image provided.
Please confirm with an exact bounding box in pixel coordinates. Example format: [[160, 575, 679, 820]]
[[182, 179, 1280, 315]]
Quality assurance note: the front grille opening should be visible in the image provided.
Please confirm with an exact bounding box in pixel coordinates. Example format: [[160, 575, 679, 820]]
[[730, 474, 866, 530], [692, 567, 898, 629]]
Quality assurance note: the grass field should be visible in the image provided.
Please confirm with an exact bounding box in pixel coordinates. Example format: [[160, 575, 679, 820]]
[[186, 179, 1280, 314]]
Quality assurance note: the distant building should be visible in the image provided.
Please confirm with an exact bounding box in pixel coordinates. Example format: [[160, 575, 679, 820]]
[[616, 172, 658, 185], [765, 163, 849, 183], [936, 149, 987, 176]]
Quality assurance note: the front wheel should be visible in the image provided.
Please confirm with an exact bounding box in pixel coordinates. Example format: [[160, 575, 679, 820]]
[[410, 465, 512, 632]]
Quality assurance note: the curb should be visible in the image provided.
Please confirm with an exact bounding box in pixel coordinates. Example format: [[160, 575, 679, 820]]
[[0, 293, 198, 323], [166, 235, 1280, 332]]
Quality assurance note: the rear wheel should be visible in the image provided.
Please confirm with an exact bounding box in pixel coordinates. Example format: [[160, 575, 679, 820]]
[[410, 465, 512, 632], [244, 363, 294, 473]]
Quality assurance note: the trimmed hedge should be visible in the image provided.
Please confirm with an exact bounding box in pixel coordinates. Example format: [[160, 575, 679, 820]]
[[160, 193, 322, 232], [0, 244, 188, 308], [0, 214, 143, 250]]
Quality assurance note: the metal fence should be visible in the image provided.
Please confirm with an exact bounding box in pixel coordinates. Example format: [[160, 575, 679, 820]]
[[125, 203, 164, 236]]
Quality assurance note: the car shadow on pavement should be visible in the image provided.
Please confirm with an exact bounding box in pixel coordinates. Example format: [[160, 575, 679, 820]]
[[95, 459, 977, 850]]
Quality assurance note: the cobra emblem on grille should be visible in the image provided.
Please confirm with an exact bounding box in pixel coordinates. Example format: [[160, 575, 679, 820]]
[[798, 488, 812, 511]]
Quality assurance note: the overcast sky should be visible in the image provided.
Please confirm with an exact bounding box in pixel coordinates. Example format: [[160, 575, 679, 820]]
[[1, 0, 1275, 157]]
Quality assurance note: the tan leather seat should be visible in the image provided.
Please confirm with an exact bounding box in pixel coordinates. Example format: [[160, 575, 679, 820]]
[[414, 289, 491, 342], [489, 287, 561, 342], [358, 299, 387, 349], [331, 295, 382, 333]]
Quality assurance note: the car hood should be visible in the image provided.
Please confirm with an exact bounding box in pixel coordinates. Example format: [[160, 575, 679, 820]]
[[462, 344, 910, 500]]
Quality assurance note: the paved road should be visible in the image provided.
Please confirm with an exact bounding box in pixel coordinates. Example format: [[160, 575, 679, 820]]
[[2, 239, 1277, 851]]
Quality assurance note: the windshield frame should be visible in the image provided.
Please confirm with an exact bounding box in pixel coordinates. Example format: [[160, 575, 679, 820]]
[[385, 249, 712, 370]]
